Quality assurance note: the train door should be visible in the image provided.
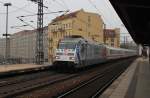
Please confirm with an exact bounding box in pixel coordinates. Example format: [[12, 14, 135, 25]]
[[76, 42, 84, 66], [80, 43, 87, 66], [76, 41, 87, 67]]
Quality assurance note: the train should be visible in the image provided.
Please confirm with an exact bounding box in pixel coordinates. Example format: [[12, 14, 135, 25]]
[[53, 36, 137, 68]]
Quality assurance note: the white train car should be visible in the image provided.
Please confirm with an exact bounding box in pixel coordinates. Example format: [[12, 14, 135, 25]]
[[105, 46, 137, 60]]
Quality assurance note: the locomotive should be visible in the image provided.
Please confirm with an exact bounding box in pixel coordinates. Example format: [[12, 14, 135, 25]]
[[53, 36, 137, 68]]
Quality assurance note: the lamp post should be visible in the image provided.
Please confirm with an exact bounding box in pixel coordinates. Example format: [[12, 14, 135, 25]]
[[3, 3, 12, 64]]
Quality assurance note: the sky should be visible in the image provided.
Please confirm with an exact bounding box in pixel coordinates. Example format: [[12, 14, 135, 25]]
[[0, 0, 133, 42]]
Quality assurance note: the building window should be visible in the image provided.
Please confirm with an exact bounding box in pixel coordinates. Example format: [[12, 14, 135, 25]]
[[65, 24, 67, 29], [111, 38, 114, 42], [88, 16, 91, 27], [78, 28, 82, 31], [63, 24, 65, 29], [111, 43, 114, 46], [106, 37, 108, 40], [88, 16, 91, 22], [69, 23, 72, 28], [88, 32, 90, 36]]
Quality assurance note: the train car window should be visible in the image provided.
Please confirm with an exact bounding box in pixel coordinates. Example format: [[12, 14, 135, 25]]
[[58, 42, 76, 49], [95, 46, 99, 55], [81, 44, 85, 52], [110, 49, 117, 54]]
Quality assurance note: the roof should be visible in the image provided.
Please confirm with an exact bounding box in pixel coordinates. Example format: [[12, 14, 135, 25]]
[[11, 26, 48, 37], [106, 45, 136, 52], [109, 0, 150, 46], [52, 10, 81, 22], [104, 29, 116, 37], [104, 29, 115, 32], [12, 30, 34, 36]]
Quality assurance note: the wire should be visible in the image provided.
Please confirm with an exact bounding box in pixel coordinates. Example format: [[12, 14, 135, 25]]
[[18, 10, 69, 17], [44, 0, 69, 17], [87, 0, 113, 27], [11, 25, 28, 28], [103, 0, 123, 26], [16, 17, 36, 29], [52, 0, 66, 10], [29, 0, 48, 9], [0, 1, 35, 14], [59, 0, 69, 10], [0, 1, 4, 4], [11, 3, 35, 14]]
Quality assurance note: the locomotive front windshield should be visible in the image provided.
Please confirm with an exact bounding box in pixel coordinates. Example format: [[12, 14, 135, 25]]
[[58, 42, 76, 49]]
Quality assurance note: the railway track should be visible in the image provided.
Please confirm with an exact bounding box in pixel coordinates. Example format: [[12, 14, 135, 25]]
[[0, 71, 78, 98], [0, 57, 136, 98], [14, 57, 136, 98], [0, 71, 56, 87], [56, 58, 134, 98]]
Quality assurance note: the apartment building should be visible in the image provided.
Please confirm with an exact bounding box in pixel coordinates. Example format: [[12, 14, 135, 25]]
[[104, 28, 120, 47], [48, 9, 104, 62]]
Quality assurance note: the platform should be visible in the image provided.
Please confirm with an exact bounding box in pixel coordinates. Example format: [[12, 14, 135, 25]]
[[99, 57, 150, 98], [0, 63, 51, 75]]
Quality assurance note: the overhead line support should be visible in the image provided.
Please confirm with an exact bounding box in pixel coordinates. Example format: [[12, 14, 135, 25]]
[[36, 0, 44, 64]]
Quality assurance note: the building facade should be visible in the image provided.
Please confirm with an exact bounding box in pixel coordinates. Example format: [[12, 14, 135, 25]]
[[10, 27, 48, 63], [104, 28, 120, 47], [48, 9, 104, 62], [0, 38, 5, 63], [0, 27, 48, 64]]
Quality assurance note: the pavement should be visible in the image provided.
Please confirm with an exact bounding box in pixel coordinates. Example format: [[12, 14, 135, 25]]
[[0, 63, 51, 73], [99, 57, 150, 98]]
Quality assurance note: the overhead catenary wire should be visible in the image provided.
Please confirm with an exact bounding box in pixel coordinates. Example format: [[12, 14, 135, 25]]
[[16, 10, 69, 28], [18, 10, 69, 18], [10, 24, 29, 31], [87, 0, 113, 27], [16, 17, 36, 29], [41, 1, 63, 18], [102, 0, 131, 39], [58, 0, 69, 10], [11, 25, 28, 28], [52, 0, 66, 10], [103, 0, 123, 27], [0, 1, 35, 14]]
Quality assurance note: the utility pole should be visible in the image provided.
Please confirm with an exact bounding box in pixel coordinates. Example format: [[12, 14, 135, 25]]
[[36, 0, 44, 64], [3, 3, 11, 64], [29, 0, 44, 64], [28, 0, 68, 64]]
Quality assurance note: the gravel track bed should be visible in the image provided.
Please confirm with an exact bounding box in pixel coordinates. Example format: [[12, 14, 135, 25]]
[[15, 58, 136, 98]]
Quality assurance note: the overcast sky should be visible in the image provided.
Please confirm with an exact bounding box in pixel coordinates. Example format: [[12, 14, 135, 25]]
[[0, 0, 133, 42]]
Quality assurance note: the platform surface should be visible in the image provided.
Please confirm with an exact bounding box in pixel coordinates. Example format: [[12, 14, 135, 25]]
[[0, 63, 51, 73], [99, 57, 150, 98]]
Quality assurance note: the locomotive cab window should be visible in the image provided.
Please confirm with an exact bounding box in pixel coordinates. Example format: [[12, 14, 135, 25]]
[[58, 42, 76, 49]]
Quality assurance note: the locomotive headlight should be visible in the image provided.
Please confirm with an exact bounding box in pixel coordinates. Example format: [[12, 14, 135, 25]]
[[55, 56, 60, 59], [69, 57, 75, 60]]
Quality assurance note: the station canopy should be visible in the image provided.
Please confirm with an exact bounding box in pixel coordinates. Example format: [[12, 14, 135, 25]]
[[109, 0, 150, 46]]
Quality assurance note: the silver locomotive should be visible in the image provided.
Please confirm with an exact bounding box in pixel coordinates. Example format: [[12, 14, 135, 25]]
[[53, 36, 137, 68]]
